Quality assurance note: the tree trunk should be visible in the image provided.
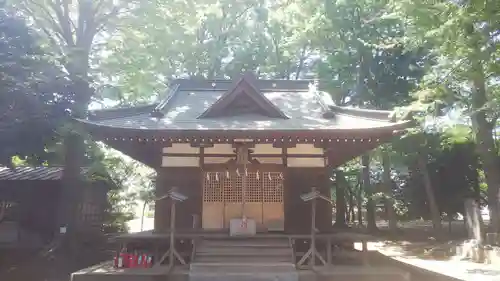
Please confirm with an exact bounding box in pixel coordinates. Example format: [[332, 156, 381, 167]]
[[362, 154, 377, 231], [58, 133, 85, 252], [141, 200, 147, 232], [334, 170, 348, 228], [58, 50, 93, 254], [417, 153, 441, 232], [464, 198, 484, 242], [347, 184, 356, 224], [294, 44, 308, 79], [469, 57, 500, 233], [357, 177, 364, 226], [345, 204, 351, 223], [382, 151, 397, 232]]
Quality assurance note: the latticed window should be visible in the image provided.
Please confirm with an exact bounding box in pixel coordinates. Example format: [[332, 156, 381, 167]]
[[224, 172, 242, 202], [80, 203, 101, 223], [245, 172, 262, 203], [203, 170, 283, 204], [262, 172, 283, 203], [203, 172, 223, 203]]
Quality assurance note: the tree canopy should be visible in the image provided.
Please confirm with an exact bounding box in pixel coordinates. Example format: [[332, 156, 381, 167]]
[[0, 7, 72, 166], [2, 0, 500, 236]]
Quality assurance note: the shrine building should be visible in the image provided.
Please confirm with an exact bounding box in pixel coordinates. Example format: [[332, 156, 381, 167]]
[[78, 73, 409, 236]]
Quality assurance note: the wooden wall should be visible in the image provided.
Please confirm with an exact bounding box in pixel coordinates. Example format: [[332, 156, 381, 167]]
[[154, 167, 202, 232], [0, 179, 110, 244], [0, 181, 60, 243], [284, 168, 332, 234], [154, 166, 333, 234]]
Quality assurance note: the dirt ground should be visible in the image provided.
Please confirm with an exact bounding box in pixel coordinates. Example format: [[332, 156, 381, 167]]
[[0, 246, 111, 281], [373, 220, 500, 281], [373, 242, 500, 281]]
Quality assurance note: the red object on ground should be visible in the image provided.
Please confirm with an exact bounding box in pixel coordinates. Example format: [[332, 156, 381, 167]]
[[119, 253, 129, 268], [146, 255, 153, 268], [129, 254, 138, 268]]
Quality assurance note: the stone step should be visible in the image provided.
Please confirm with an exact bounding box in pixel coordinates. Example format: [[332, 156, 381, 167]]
[[189, 262, 299, 281], [190, 262, 296, 272], [188, 271, 299, 281], [200, 239, 289, 248], [196, 246, 292, 256], [194, 255, 293, 263], [189, 272, 299, 281], [196, 252, 292, 258]]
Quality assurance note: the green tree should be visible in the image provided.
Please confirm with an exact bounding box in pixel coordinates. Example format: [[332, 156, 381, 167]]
[[11, 0, 135, 252], [308, 0, 428, 232], [390, 0, 500, 232], [0, 6, 71, 165]]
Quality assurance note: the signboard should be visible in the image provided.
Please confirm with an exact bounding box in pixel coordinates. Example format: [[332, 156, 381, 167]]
[[230, 218, 256, 236]]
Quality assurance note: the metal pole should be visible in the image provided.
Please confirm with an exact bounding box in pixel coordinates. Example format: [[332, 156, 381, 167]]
[[310, 186, 316, 267], [242, 162, 246, 218], [169, 200, 176, 266]]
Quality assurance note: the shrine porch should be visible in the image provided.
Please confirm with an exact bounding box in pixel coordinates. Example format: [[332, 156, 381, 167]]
[[109, 230, 377, 268]]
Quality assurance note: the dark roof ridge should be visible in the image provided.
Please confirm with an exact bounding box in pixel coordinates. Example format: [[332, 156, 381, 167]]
[[329, 105, 393, 121], [88, 103, 158, 121], [151, 84, 181, 118]]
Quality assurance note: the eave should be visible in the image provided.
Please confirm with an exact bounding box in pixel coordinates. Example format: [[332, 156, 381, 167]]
[[77, 118, 411, 141]]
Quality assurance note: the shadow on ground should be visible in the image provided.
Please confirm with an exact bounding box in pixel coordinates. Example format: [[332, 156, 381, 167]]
[[466, 269, 500, 276]]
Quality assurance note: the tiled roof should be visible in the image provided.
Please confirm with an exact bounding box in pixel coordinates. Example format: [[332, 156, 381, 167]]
[[78, 76, 409, 132], [0, 166, 90, 181]]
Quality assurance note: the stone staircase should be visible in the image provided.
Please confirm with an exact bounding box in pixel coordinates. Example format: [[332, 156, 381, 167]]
[[189, 237, 298, 281]]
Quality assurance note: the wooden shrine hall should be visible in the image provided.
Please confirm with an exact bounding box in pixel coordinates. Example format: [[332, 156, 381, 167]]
[[72, 73, 411, 281]]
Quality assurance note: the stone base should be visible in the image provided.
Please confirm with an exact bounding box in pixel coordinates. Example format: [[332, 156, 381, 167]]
[[71, 262, 409, 281], [453, 240, 500, 264], [299, 266, 410, 281], [229, 219, 256, 236], [189, 262, 298, 281], [71, 262, 188, 281], [484, 246, 500, 265]]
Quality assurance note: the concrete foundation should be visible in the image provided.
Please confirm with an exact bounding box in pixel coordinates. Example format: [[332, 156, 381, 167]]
[[300, 266, 410, 281], [71, 262, 409, 281]]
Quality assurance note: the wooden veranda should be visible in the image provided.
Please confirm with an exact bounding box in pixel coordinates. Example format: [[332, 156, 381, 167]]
[[110, 230, 375, 269]]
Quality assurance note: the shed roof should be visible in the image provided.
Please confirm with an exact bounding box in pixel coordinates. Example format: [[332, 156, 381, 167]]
[[78, 74, 409, 134], [0, 166, 90, 181]]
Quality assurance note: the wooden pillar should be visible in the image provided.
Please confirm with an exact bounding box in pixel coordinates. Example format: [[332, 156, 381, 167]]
[[284, 168, 308, 234], [315, 168, 332, 233], [154, 169, 169, 233]]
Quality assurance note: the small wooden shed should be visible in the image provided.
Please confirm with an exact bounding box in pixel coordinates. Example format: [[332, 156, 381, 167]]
[[0, 166, 110, 248]]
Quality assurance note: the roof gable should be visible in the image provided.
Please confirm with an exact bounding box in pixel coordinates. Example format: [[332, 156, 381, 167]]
[[198, 73, 288, 119]]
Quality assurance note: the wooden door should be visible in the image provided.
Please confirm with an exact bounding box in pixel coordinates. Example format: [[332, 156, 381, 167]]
[[223, 171, 264, 228], [242, 172, 263, 226], [202, 169, 284, 231], [223, 171, 242, 228], [202, 172, 224, 229], [262, 172, 284, 231]]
